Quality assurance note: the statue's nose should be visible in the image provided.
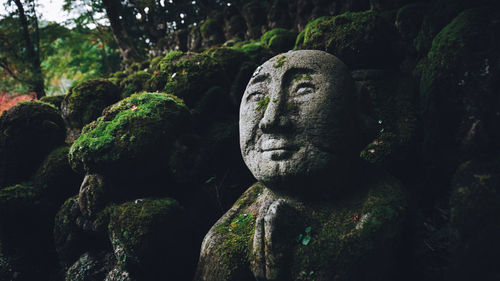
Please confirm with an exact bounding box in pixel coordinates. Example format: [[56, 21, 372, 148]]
[[258, 93, 291, 133]]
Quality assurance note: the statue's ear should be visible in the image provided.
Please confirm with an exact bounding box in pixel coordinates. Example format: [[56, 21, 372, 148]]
[[354, 80, 378, 150]]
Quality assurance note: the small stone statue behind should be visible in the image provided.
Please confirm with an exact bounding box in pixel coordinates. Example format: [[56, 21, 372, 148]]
[[194, 50, 406, 281]]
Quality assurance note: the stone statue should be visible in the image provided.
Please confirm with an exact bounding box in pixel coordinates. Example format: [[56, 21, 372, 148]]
[[194, 50, 406, 281]]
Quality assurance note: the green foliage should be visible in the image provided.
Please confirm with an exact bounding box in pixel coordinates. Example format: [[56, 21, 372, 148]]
[[42, 26, 120, 95]]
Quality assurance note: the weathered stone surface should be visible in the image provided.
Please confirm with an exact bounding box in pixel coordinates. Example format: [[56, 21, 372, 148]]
[[78, 174, 111, 218], [195, 173, 406, 281], [240, 50, 362, 193], [65, 251, 115, 281]]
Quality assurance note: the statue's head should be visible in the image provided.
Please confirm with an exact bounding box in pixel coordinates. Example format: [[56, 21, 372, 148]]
[[240, 50, 362, 193]]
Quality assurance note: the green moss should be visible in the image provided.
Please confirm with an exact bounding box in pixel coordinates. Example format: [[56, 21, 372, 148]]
[[232, 42, 273, 64], [110, 71, 128, 79], [159, 52, 228, 107], [261, 28, 297, 53], [68, 92, 190, 175], [200, 19, 217, 37], [164, 50, 183, 62], [419, 8, 493, 142], [273, 55, 286, 68], [0, 183, 37, 206], [119, 71, 152, 99], [39, 95, 65, 109], [149, 56, 163, 72], [298, 16, 331, 49], [108, 198, 181, 252], [61, 79, 121, 130], [294, 74, 312, 82], [107, 197, 188, 272], [289, 171, 405, 280], [234, 182, 265, 207], [294, 30, 305, 50], [0, 101, 65, 187], [214, 213, 256, 277], [299, 11, 395, 68], [256, 96, 270, 111]]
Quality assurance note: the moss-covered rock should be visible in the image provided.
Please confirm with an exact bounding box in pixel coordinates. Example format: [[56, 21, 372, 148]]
[[0, 101, 65, 187], [119, 71, 152, 99], [0, 183, 38, 213], [355, 71, 419, 178], [61, 79, 121, 135], [232, 42, 273, 65], [108, 198, 196, 280], [200, 16, 225, 48], [260, 28, 297, 53], [419, 8, 500, 167], [297, 11, 398, 69], [65, 251, 115, 281], [195, 166, 406, 281], [395, 2, 428, 41], [33, 145, 82, 202], [40, 94, 66, 109], [159, 52, 227, 107], [78, 174, 112, 219], [68, 92, 191, 185], [448, 157, 500, 281], [54, 196, 88, 267], [414, 0, 474, 55]]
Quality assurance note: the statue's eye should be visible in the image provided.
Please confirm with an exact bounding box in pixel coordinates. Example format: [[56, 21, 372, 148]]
[[294, 82, 315, 96], [246, 91, 265, 102]]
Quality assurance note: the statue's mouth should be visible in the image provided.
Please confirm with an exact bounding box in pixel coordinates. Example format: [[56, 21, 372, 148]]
[[260, 138, 297, 152]]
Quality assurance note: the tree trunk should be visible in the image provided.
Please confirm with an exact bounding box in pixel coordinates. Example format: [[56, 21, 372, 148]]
[[14, 0, 45, 98], [102, 0, 143, 64]]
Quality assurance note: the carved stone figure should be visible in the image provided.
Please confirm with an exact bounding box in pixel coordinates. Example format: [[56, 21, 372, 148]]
[[194, 50, 406, 281]]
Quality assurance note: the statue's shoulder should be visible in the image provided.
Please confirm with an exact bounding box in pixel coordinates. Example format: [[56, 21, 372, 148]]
[[193, 182, 268, 281]]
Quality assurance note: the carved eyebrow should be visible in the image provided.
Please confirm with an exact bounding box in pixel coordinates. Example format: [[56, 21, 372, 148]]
[[249, 73, 270, 85], [283, 67, 314, 85]]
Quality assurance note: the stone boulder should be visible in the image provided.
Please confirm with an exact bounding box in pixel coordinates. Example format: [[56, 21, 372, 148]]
[[419, 8, 500, 182], [61, 79, 121, 141], [68, 92, 192, 195], [297, 10, 399, 69], [0, 101, 65, 187]]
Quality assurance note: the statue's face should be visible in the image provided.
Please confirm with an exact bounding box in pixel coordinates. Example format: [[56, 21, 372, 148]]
[[240, 50, 358, 190]]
